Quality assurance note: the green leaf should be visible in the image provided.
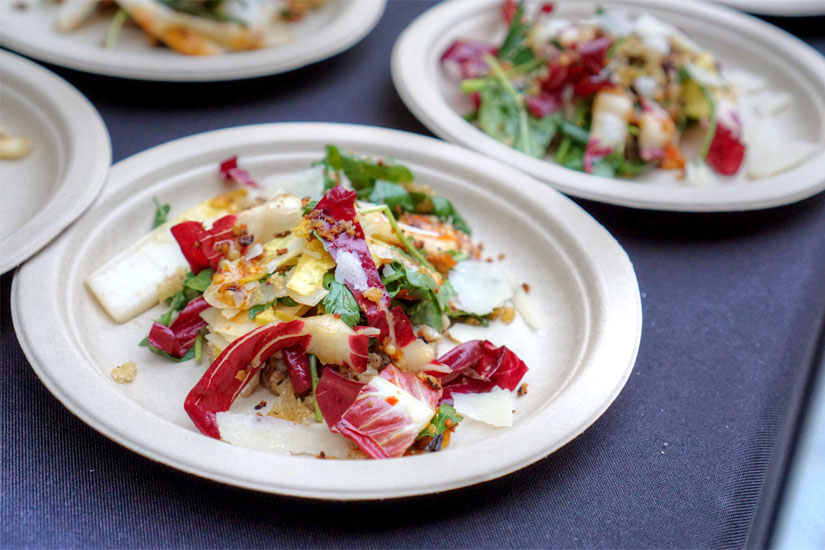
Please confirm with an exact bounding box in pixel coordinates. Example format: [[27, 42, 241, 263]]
[[427, 196, 471, 235], [409, 297, 442, 332], [497, 1, 534, 65], [322, 145, 413, 192], [151, 197, 170, 229], [560, 121, 590, 144], [278, 296, 299, 307], [139, 336, 195, 363], [322, 274, 361, 327], [248, 303, 270, 321], [417, 404, 464, 440], [368, 180, 416, 213], [436, 280, 457, 312], [157, 0, 247, 25], [183, 268, 213, 292], [522, 113, 560, 159], [478, 83, 521, 145]]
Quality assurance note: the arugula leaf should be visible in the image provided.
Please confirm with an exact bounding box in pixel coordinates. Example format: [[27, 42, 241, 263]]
[[478, 83, 521, 145], [152, 197, 170, 229], [417, 404, 464, 440], [319, 147, 472, 234], [321, 273, 361, 327], [560, 121, 590, 144], [409, 298, 442, 332], [497, 1, 534, 65], [248, 296, 301, 321], [323, 145, 413, 192], [368, 180, 416, 213], [183, 268, 213, 292], [525, 113, 561, 159], [139, 337, 196, 362], [436, 280, 457, 312], [157, 0, 247, 25]]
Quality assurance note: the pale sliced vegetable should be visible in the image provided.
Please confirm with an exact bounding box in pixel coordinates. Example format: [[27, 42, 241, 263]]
[[591, 91, 634, 150], [633, 12, 674, 54], [449, 260, 513, 315], [57, 0, 98, 32], [725, 70, 767, 95], [683, 61, 728, 88], [748, 141, 819, 179], [367, 376, 436, 429], [453, 387, 515, 428], [200, 307, 260, 341], [394, 339, 437, 373], [684, 160, 719, 187], [216, 412, 354, 458], [235, 194, 303, 244]]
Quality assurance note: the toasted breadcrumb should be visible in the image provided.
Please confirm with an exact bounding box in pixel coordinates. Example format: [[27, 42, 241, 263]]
[[111, 361, 137, 384]]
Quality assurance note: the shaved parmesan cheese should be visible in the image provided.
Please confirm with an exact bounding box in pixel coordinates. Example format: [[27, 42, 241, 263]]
[[216, 412, 354, 458], [725, 70, 767, 95], [754, 91, 793, 116], [748, 141, 819, 179], [683, 61, 728, 88], [453, 387, 515, 427], [684, 160, 719, 187], [511, 287, 543, 329], [334, 250, 368, 291], [633, 13, 674, 54], [449, 260, 513, 315], [262, 166, 325, 201], [200, 307, 259, 341]]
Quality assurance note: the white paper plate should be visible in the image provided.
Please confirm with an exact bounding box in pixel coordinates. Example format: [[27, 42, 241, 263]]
[[0, 50, 110, 275], [714, 0, 825, 16], [12, 123, 641, 499], [0, 0, 385, 81], [391, 0, 825, 211]]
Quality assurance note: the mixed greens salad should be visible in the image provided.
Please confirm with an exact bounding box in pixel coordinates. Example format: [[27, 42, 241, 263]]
[[55, 0, 324, 55], [87, 148, 537, 459], [442, 0, 817, 184]]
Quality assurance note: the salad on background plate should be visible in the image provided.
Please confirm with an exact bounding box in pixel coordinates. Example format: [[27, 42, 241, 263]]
[[442, 0, 819, 186], [88, 148, 539, 459], [54, 0, 325, 55]]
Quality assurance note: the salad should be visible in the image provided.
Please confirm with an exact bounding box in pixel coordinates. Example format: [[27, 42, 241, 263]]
[[55, 0, 325, 55], [442, 0, 818, 184], [87, 148, 538, 460]]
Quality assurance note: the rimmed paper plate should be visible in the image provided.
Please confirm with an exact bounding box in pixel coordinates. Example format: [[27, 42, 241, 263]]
[[12, 123, 641, 499], [0, 50, 110, 275], [391, 0, 825, 211], [0, 0, 385, 81], [714, 0, 825, 16]]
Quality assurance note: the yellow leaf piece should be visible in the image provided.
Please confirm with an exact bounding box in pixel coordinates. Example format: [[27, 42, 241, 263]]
[[287, 240, 335, 297]]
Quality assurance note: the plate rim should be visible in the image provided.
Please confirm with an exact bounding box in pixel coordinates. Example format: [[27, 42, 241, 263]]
[[713, 0, 825, 17], [390, 0, 825, 212], [0, 0, 386, 82], [11, 122, 642, 499], [0, 50, 111, 274]]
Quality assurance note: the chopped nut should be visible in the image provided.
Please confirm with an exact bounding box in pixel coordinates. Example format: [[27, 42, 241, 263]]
[[498, 253, 506, 260], [517, 383, 529, 397], [522, 282, 531, 293], [500, 307, 516, 324], [363, 287, 383, 304], [111, 361, 137, 384]]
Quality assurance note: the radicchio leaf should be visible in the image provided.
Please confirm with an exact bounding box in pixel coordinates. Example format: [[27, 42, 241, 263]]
[[147, 296, 211, 358], [219, 155, 259, 188]]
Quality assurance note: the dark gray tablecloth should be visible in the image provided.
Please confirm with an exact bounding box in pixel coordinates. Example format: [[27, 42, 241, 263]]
[[3, 3, 825, 548]]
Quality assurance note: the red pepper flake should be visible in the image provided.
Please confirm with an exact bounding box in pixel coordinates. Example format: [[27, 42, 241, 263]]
[[541, 2, 555, 14], [522, 282, 531, 293], [254, 400, 267, 410], [273, 230, 291, 239], [385, 396, 399, 406], [444, 418, 454, 428], [276, 248, 288, 256], [485, 258, 493, 263]]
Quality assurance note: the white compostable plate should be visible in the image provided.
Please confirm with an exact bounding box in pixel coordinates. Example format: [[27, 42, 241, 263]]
[[0, 0, 385, 81], [391, 0, 825, 211], [12, 123, 641, 499], [714, 0, 825, 16], [0, 50, 110, 275]]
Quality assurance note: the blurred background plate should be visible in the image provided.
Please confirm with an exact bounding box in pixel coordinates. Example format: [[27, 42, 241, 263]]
[[392, 0, 825, 211], [0, 50, 110, 274], [0, 0, 386, 81]]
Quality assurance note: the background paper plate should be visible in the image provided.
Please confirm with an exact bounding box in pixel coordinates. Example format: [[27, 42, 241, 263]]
[[0, 0, 385, 81], [0, 50, 110, 274], [714, 0, 825, 16], [12, 123, 641, 499], [391, 0, 825, 212]]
